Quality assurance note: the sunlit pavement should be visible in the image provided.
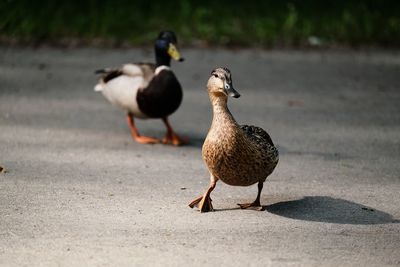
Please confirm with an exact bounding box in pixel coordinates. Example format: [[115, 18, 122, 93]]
[[1, 47, 399, 266]]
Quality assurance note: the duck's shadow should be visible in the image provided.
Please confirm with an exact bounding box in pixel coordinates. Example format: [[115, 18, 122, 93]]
[[186, 136, 204, 148], [216, 196, 398, 225], [264, 196, 398, 225], [182, 133, 204, 149]]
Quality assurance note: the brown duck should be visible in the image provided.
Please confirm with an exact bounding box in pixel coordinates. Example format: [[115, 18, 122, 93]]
[[189, 67, 279, 212]]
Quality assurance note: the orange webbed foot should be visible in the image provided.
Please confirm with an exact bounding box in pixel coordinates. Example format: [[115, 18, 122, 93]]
[[189, 196, 214, 212], [162, 133, 189, 146], [127, 114, 160, 145], [161, 117, 189, 146], [188, 196, 202, 209], [133, 135, 161, 144]]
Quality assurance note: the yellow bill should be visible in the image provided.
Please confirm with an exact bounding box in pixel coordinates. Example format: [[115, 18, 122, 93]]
[[167, 43, 182, 61]]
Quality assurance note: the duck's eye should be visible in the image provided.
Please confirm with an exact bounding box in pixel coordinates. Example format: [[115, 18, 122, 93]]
[[213, 74, 218, 78]]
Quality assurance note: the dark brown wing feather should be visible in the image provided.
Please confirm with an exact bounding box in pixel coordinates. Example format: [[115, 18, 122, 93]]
[[98, 70, 123, 83], [240, 125, 274, 147]]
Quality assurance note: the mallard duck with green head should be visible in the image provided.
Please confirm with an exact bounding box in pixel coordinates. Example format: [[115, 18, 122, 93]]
[[94, 31, 187, 145], [189, 67, 279, 212]]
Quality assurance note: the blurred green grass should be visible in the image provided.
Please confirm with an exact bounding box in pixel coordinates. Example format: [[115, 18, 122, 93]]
[[0, 0, 399, 47]]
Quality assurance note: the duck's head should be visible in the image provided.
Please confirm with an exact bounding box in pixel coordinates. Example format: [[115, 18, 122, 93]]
[[155, 31, 184, 67], [207, 67, 240, 99]]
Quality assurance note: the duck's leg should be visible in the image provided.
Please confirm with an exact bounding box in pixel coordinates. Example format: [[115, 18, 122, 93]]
[[127, 113, 160, 144], [238, 181, 264, 211], [189, 175, 217, 212], [161, 117, 188, 146]]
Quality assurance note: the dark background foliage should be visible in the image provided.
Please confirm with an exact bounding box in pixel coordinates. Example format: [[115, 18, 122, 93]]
[[1, 0, 399, 47]]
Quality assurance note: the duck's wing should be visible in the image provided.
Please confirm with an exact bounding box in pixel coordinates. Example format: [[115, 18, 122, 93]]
[[94, 62, 156, 90], [94, 63, 156, 117], [240, 125, 279, 164], [94, 63, 156, 93], [94, 69, 121, 86], [240, 125, 275, 147], [135, 62, 156, 82]]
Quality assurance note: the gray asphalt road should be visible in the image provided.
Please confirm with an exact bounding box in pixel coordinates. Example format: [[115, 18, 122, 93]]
[[1, 47, 399, 267]]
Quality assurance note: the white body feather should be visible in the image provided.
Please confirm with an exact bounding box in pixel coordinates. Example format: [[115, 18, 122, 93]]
[[95, 74, 148, 119], [94, 65, 171, 119]]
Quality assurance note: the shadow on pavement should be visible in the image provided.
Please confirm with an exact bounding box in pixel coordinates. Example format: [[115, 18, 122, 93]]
[[185, 135, 205, 148], [277, 145, 352, 161], [266, 196, 399, 225]]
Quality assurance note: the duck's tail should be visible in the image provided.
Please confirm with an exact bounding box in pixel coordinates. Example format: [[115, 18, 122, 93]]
[[94, 83, 104, 92], [94, 68, 112, 91]]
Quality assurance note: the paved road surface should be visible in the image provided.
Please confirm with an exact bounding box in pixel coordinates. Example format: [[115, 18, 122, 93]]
[[1, 47, 399, 266]]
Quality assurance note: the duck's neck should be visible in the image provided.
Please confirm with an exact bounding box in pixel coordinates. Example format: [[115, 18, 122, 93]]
[[209, 94, 238, 128], [155, 51, 171, 67]]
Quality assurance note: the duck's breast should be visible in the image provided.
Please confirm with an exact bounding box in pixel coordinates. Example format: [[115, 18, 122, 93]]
[[203, 133, 276, 186], [136, 69, 182, 118], [101, 75, 148, 118]]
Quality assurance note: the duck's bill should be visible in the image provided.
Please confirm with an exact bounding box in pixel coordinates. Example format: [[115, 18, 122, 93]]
[[168, 43, 184, 61], [224, 82, 241, 98], [227, 88, 240, 98]]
